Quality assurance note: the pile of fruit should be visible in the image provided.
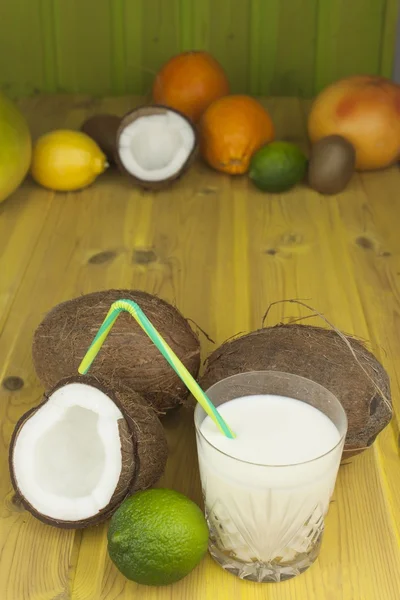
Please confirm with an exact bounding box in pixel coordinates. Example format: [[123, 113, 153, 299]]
[[8, 290, 392, 586], [1, 52, 400, 202]]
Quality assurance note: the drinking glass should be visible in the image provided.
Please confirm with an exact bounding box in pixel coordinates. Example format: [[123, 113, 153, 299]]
[[194, 371, 347, 583]]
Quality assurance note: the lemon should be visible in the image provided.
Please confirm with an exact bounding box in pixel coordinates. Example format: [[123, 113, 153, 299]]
[[31, 129, 107, 191], [108, 489, 209, 586]]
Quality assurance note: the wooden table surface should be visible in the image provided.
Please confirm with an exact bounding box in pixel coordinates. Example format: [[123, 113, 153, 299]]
[[1, 95, 400, 600]]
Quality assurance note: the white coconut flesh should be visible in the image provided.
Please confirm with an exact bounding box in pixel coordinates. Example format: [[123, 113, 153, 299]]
[[118, 111, 195, 182], [12, 383, 127, 522]]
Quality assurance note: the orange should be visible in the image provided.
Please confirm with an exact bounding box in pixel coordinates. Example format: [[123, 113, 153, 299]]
[[308, 76, 400, 171], [152, 51, 229, 123], [199, 95, 275, 175]]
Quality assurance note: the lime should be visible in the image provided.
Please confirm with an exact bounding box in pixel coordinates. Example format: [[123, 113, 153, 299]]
[[31, 129, 107, 191], [249, 141, 307, 192], [107, 489, 209, 586]]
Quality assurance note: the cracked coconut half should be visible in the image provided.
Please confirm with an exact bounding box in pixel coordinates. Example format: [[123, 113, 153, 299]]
[[116, 106, 198, 189], [9, 376, 168, 528]]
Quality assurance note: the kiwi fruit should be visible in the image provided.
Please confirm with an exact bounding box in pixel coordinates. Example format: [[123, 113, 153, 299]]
[[308, 135, 356, 195]]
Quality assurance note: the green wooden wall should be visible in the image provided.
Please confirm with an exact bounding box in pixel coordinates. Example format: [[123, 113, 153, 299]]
[[0, 0, 398, 99]]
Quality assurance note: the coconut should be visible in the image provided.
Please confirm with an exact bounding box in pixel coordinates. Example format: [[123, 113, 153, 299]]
[[32, 289, 200, 414], [9, 375, 168, 529], [115, 105, 198, 189], [200, 325, 392, 458], [81, 114, 121, 165]]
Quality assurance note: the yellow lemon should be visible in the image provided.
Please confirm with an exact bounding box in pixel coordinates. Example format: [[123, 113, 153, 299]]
[[31, 130, 108, 191]]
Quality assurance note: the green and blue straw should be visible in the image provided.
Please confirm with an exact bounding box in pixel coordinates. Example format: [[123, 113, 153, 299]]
[[78, 299, 235, 439]]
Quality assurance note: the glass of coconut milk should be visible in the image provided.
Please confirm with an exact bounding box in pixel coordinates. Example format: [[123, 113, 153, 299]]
[[194, 371, 347, 583]]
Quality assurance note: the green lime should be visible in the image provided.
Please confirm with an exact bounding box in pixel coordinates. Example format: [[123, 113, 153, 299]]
[[249, 141, 308, 192], [107, 489, 209, 586]]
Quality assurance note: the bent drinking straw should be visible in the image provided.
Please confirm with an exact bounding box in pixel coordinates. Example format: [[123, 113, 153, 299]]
[[78, 298, 235, 439]]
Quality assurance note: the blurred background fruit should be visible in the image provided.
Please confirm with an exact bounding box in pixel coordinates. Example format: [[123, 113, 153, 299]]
[[152, 51, 229, 123], [308, 76, 400, 171], [31, 130, 108, 191], [0, 92, 31, 204], [308, 136, 356, 195], [249, 142, 307, 192], [81, 114, 121, 165], [199, 95, 275, 175]]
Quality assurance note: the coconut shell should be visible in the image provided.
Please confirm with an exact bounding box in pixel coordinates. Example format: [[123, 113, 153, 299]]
[[200, 325, 392, 458], [32, 290, 200, 414], [9, 375, 168, 529], [115, 105, 198, 190], [112, 380, 168, 491], [81, 114, 121, 165]]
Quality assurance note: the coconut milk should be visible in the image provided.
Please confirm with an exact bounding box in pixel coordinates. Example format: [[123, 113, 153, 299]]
[[196, 394, 343, 564]]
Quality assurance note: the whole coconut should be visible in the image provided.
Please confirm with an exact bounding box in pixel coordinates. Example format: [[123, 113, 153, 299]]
[[81, 114, 121, 165], [200, 324, 392, 458], [32, 290, 200, 414]]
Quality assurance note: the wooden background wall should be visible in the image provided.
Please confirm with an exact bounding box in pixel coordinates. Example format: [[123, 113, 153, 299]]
[[0, 0, 398, 99]]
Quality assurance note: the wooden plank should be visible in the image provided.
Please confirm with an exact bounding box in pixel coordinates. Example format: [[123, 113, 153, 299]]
[[273, 0, 318, 97], [249, 0, 318, 97], [0, 0, 399, 97], [298, 98, 400, 548], [109, 0, 127, 95], [0, 95, 77, 600], [316, 165, 400, 539], [85, 97, 400, 599], [0, 93, 90, 339], [1, 95, 400, 600], [122, 1, 144, 94], [39, 0, 59, 93], [208, 0, 251, 93], [54, 0, 113, 95], [178, 0, 211, 51], [249, 0, 280, 95], [0, 0, 46, 97], [380, 0, 399, 79], [0, 95, 153, 600], [238, 97, 400, 599], [315, 0, 387, 93], [0, 94, 134, 600], [141, 0, 180, 97]]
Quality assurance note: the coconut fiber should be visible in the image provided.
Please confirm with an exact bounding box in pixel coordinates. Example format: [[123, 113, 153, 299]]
[[32, 290, 200, 414], [200, 324, 392, 458]]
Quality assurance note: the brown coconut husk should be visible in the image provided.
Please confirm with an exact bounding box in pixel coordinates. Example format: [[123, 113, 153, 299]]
[[32, 290, 200, 414], [81, 114, 121, 165], [200, 324, 392, 458], [9, 375, 168, 529], [113, 380, 168, 491]]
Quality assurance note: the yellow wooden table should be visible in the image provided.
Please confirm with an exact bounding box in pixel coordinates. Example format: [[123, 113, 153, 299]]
[[1, 95, 400, 600]]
